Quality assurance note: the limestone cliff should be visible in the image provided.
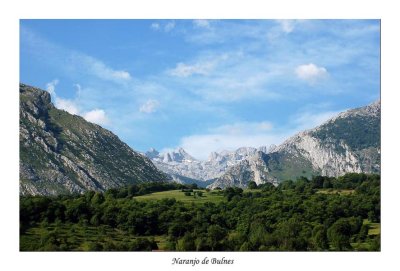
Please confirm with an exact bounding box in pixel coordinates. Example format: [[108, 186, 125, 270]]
[[20, 83, 167, 195]]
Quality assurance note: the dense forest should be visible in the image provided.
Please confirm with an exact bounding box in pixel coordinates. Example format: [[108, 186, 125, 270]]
[[20, 173, 380, 251]]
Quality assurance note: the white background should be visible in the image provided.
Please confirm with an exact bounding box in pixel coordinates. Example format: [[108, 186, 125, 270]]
[[0, 1, 399, 270]]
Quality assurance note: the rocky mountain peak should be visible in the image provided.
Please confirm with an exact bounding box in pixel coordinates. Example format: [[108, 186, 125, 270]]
[[145, 148, 160, 159], [20, 83, 51, 105], [20, 83, 167, 196], [212, 101, 380, 189], [20, 83, 53, 118]]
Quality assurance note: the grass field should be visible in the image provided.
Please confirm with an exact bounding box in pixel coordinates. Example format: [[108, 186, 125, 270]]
[[316, 189, 355, 195], [350, 219, 381, 251], [134, 189, 225, 204], [364, 219, 380, 236]]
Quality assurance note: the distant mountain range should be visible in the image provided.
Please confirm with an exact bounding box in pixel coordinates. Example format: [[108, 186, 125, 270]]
[[20, 83, 167, 195], [147, 100, 380, 189], [20, 83, 380, 195], [145, 146, 273, 187]]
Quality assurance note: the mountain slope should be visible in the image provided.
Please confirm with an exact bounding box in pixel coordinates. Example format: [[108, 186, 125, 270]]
[[20, 83, 167, 196], [211, 101, 380, 189]]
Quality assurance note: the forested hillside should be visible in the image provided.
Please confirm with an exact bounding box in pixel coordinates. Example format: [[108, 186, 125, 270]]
[[20, 173, 380, 251]]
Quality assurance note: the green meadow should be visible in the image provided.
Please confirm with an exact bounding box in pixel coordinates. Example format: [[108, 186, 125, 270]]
[[134, 189, 224, 204]]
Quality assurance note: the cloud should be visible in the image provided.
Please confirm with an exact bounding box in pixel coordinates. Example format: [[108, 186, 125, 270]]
[[45, 79, 59, 97], [46, 79, 79, 115], [181, 133, 285, 160], [277, 19, 296, 33], [74, 84, 82, 97], [150, 21, 176, 33], [164, 21, 175, 32], [150, 22, 160, 30], [175, 108, 344, 160], [139, 99, 159, 113], [295, 63, 328, 84], [71, 53, 132, 82], [291, 109, 344, 131], [211, 121, 273, 134], [55, 97, 80, 115], [174, 121, 285, 160], [193, 19, 211, 29], [83, 109, 110, 125], [168, 61, 215, 77], [45, 80, 110, 125], [46, 79, 79, 114], [21, 28, 131, 84], [165, 51, 288, 102]]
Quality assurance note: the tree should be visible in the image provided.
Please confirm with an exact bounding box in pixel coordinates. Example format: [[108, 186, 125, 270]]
[[323, 179, 332, 189], [207, 225, 226, 251], [248, 221, 267, 250], [311, 224, 328, 250], [195, 236, 210, 251], [327, 218, 352, 251], [248, 181, 258, 190], [274, 218, 308, 251], [370, 234, 380, 251], [358, 224, 369, 242], [176, 233, 196, 251], [91, 192, 105, 205], [311, 176, 324, 189]]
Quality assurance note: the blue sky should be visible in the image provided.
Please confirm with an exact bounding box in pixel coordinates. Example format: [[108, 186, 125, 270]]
[[20, 19, 380, 160]]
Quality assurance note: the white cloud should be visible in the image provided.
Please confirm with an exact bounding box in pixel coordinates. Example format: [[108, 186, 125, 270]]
[[291, 109, 344, 131], [83, 109, 110, 125], [46, 79, 79, 115], [166, 51, 286, 102], [75, 54, 132, 82], [55, 98, 80, 115], [277, 20, 296, 33], [74, 84, 82, 97], [139, 99, 159, 113], [168, 61, 214, 77], [193, 19, 211, 29], [192, 71, 282, 102], [175, 107, 344, 160], [22, 28, 132, 84], [164, 21, 175, 32], [150, 22, 160, 30], [150, 21, 175, 33], [211, 121, 273, 134], [175, 121, 285, 160], [295, 63, 328, 84], [45, 80, 110, 125], [46, 79, 59, 97], [180, 132, 286, 161]]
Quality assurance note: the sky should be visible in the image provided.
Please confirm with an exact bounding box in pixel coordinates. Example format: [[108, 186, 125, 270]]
[[20, 19, 380, 160]]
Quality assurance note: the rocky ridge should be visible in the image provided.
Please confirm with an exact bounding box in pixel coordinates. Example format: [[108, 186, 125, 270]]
[[211, 100, 381, 188], [145, 146, 272, 186], [20, 83, 167, 196]]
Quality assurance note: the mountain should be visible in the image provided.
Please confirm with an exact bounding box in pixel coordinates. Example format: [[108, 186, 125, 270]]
[[210, 101, 380, 189], [20, 83, 167, 196], [145, 146, 271, 186], [208, 151, 280, 189]]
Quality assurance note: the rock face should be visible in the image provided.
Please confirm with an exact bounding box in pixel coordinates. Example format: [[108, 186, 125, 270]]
[[211, 100, 381, 188], [20, 83, 167, 196], [146, 146, 269, 186], [208, 151, 279, 189]]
